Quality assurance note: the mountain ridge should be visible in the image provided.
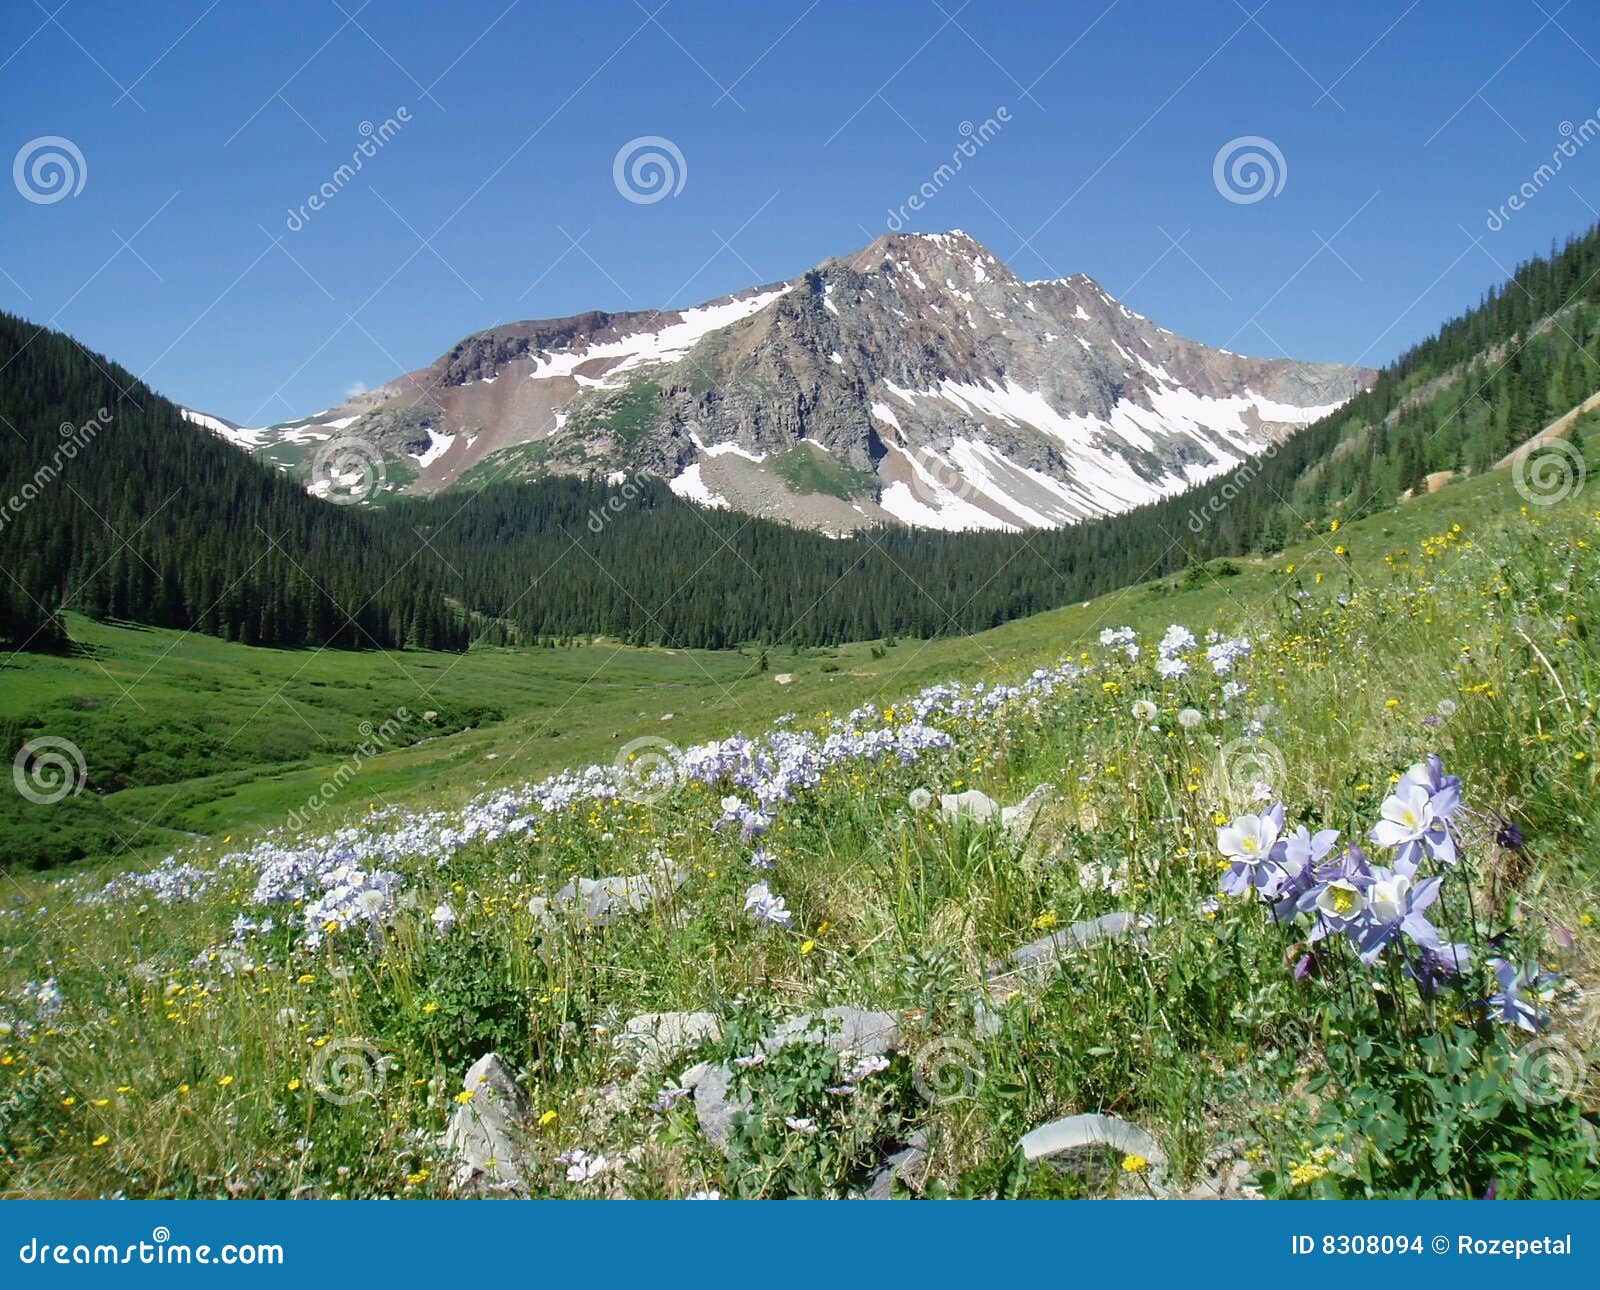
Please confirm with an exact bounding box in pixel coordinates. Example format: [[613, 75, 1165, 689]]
[[192, 230, 1374, 532]]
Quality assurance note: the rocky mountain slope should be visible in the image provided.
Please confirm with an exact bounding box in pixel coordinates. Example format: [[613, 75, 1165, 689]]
[[196, 231, 1373, 532]]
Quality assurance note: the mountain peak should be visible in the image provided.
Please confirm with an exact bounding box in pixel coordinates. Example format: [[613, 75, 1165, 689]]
[[196, 230, 1374, 535]]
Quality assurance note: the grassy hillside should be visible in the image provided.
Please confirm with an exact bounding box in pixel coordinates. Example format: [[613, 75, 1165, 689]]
[[2, 421, 1595, 1199]]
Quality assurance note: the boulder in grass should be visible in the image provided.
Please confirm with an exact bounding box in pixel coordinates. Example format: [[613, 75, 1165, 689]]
[[528, 860, 686, 930], [446, 1053, 536, 1196], [934, 784, 1050, 834], [616, 1011, 723, 1069], [863, 1127, 930, 1200], [681, 1060, 747, 1148], [685, 1007, 902, 1154], [764, 1006, 900, 1058], [985, 912, 1146, 998], [1017, 1113, 1168, 1194]]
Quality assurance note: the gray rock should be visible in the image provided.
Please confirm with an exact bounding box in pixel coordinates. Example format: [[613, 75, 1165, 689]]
[[764, 1006, 900, 1057], [864, 1128, 929, 1200], [985, 912, 1145, 994], [1017, 1113, 1167, 1193], [935, 784, 1049, 834], [681, 1060, 747, 1147], [529, 860, 686, 930], [686, 1007, 902, 1154], [445, 1053, 536, 1196], [616, 1010, 723, 1069]]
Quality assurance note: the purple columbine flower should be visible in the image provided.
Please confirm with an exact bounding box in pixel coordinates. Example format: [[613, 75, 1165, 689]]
[[1403, 941, 1472, 1000], [1217, 803, 1286, 897], [1269, 825, 1339, 909], [1376, 755, 1462, 872], [1348, 866, 1444, 965], [1295, 844, 1375, 944], [1484, 956, 1559, 1032]]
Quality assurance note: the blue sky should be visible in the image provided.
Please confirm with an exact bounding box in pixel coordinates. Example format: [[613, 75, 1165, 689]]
[[4, 0, 1599, 424]]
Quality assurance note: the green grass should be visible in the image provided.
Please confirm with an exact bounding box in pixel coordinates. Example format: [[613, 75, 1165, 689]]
[[767, 443, 877, 500], [2, 446, 1597, 1199]]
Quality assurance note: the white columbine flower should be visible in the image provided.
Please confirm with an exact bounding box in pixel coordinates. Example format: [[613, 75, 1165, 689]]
[[743, 881, 793, 928], [1315, 879, 1367, 923], [1217, 812, 1280, 869], [1371, 783, 1434, 847], [1367, 871, 1412, 923], [430, 901, 457, 934]]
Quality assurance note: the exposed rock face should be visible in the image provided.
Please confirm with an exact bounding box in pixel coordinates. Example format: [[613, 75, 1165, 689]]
[[615, 1010, 722, 1069], [203, 231, 1373, 532]]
